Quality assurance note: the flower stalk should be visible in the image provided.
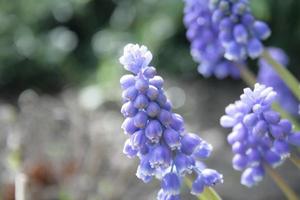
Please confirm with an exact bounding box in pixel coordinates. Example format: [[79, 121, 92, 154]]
[[265, 165, 299, 200], [236, 64, 256, 86]]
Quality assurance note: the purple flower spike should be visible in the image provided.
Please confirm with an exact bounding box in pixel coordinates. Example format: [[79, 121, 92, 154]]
[[184, 0, 242, 79], [120, 44, 222, 199], [220, 83, 299, 187], [208, 0, 270, 60], [184, 0, 270, 79]]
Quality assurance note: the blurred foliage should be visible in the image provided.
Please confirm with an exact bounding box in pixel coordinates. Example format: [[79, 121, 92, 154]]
[[1, 0, 300, 93], [0, 0, 115, 93], [251, 0, 300, 75]]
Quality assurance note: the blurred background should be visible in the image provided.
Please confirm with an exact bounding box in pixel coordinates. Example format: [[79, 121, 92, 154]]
[[1, 0, 300, 199]]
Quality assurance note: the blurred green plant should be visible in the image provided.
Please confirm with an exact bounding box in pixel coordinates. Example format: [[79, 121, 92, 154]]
[[1, 0, 300, 93], [0, 0, 115, 93]]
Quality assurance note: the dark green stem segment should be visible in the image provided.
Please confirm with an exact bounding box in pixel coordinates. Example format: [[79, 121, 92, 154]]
[[266, 165, 299, 200], [261, 50, 300, 101], [185, 178, 222, 200]]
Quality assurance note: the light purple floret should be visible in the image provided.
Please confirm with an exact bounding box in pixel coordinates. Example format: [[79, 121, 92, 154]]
[[119, 44, 153, 74], [120, 44, 223, 199]]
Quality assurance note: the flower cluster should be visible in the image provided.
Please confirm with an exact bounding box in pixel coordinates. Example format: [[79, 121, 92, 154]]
[[184, 0, 241, 79], [209, 0, 271, 61], [220, 83, 300, 187], [184, 0, 270, 79], [120, 44, 223, 199], [258, 47, 299, 116]]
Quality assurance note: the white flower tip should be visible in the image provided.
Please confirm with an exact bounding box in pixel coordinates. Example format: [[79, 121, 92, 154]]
[[220, 115, 235, 128], [120, 43, 153, 73]]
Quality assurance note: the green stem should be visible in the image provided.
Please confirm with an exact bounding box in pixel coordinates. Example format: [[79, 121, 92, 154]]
[[205, 187, 222, 200], [237, 65, 300, 130], [266, 166, 299, 200], [185, 178, 222, 200], [290, 154, 300, 170], [262, 50, 300, 101], [236, 63, 256, 86]]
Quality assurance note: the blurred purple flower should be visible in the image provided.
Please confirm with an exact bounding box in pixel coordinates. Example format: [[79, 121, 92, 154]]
[[120, 44, 223, 199], [257, 47, 299, 116], [209, 0, 270, 61], [184, 0, 241, 79], [184, 0, 271, 79]]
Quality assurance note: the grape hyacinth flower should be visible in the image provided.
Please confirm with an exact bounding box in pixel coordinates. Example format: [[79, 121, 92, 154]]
[[220, 83, 300, 187], [258, 47, 299, 116], [120, 44, 223, 199], [209, 0, 271, 61], [184, 0, 241, 79]]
